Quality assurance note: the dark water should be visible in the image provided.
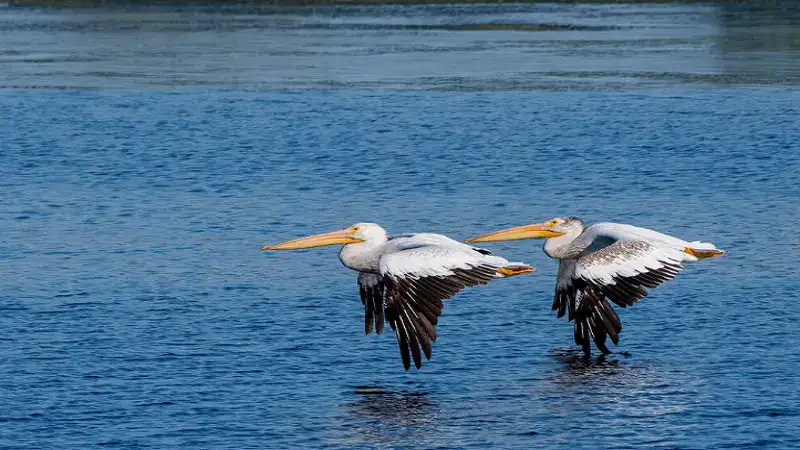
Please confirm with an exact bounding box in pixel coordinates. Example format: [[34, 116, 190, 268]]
[[1, 3, 799, 449], [2, 2, 800, 90]]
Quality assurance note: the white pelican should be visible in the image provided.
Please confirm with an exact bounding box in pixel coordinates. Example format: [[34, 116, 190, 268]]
[[466, 217, 725, 356], [262, 223, 534, 370]]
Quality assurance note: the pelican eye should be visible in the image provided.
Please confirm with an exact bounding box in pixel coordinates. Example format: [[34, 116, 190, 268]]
[[350, 226, 360, 232]]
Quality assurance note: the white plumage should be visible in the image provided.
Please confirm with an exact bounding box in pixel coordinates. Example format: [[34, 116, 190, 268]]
[[263, 222, 534, 370], [467, 217, 725, 356], [380, 242, 514, 280]]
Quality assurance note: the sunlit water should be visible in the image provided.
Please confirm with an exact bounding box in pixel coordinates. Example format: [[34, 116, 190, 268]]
[[1, 3, 799, 449]]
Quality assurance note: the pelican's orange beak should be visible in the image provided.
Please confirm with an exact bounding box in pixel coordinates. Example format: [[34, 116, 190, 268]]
[[261, 228, 364, 250], [465, 223, 565, 243]]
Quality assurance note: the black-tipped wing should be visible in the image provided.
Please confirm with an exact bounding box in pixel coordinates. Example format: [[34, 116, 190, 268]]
[[358, 272, 385, 336], [576, 239, 686, 307], [553, 260, 621, 355], [555, 239, 687, 356], [379, 245, 509, 370]]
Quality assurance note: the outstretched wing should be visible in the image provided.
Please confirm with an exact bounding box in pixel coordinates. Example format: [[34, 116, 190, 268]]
[[553, 259, 621, 355], [555, 237, 688, 356], [576, 239, 686, 308], [379, 245, 511, 370], [358, 272, 385, 335]]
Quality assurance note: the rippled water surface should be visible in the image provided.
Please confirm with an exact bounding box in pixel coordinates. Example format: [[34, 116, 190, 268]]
[[1, 2, 799, 449]]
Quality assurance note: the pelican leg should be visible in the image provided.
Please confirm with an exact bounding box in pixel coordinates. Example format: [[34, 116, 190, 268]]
[[684, 248, 726, 259], [496, 265, 535, 277]]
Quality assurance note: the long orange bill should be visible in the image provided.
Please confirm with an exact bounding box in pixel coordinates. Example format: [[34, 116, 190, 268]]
[[465, 223, 565, 243], [261, 228, 364, 250]]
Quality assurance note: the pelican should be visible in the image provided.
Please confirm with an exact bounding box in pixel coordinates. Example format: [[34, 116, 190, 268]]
[[262, 223, 534, 370], [466, 217, 725, 356]]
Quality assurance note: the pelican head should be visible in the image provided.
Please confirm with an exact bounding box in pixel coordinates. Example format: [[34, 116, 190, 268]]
[[465, 217, 585, 243], [261, 222, 386, 250]]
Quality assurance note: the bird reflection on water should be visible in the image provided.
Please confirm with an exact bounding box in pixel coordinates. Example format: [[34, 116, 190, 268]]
[[342, 385, 438, 446], [537, 348, 699, 434], [541, 347, 675, 396], [549, 348, 628, 380]]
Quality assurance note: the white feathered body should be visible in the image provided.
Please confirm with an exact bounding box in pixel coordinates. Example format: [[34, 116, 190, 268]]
[[540, 218, 724, 356], [340, 232, 523, 278]]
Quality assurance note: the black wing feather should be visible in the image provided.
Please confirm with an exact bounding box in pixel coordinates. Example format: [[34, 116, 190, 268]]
[[384, 263, 499, 370], [554, 240, 684, 356], [358, 273, 385, 335]]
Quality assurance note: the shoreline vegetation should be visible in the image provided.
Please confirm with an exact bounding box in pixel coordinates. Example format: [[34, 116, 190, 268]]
[[6, 0, 738, 7]]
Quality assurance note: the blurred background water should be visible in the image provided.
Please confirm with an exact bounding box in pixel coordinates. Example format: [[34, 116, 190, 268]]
[[2, 2, 800, 90], [1, 2, 799, 449]]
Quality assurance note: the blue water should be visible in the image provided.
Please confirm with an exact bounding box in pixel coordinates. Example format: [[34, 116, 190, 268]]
[[2, 3, 800, 449]]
